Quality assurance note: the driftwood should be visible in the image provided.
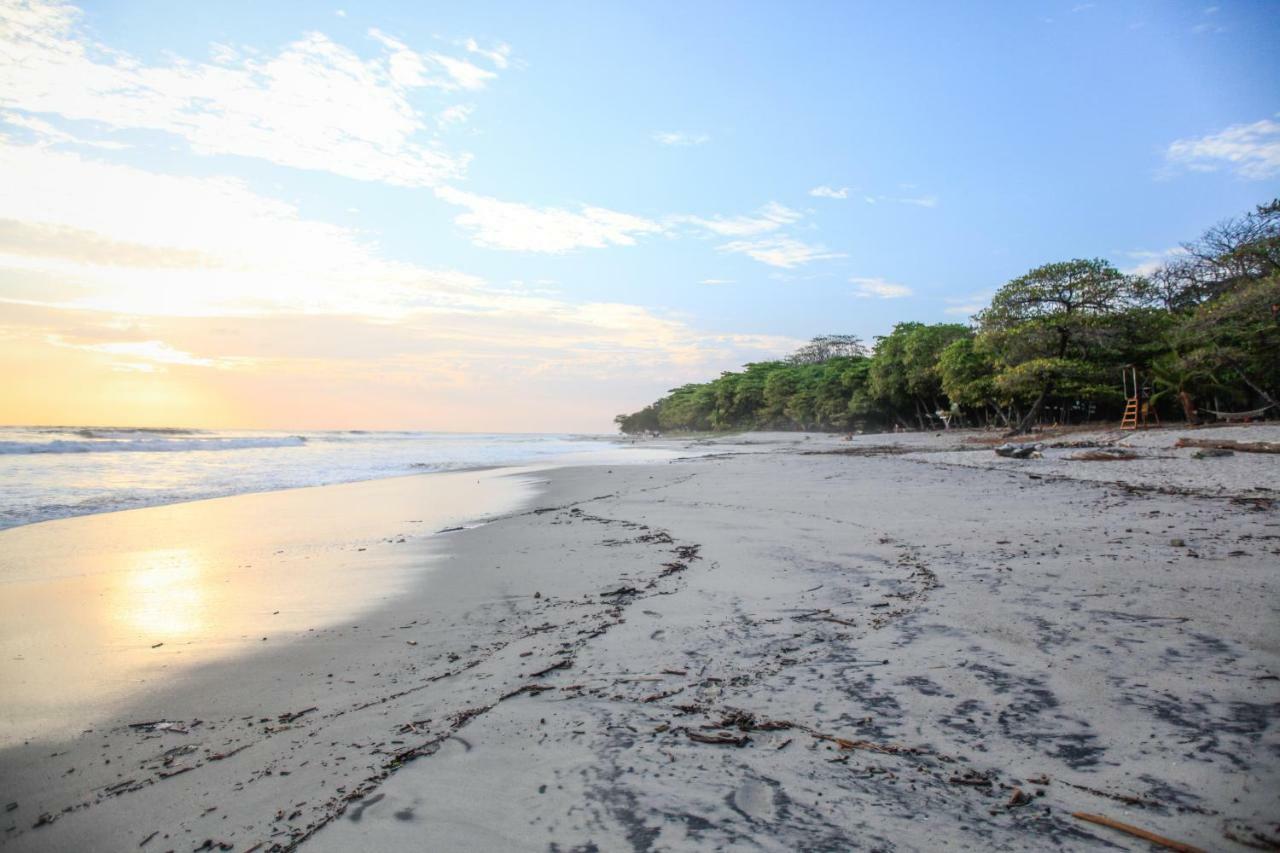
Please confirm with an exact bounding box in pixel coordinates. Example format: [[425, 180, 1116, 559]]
[[1072, 812, 1205, 853], [1175, 438, 1280, 455], [685, 730, 749, 746], [994, 443, 1042, 459], [1070, 448, 1139, 461]]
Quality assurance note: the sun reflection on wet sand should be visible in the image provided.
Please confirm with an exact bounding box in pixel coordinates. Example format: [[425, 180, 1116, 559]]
[[114, 548, 207, 640], [0, 467, 545, 745]]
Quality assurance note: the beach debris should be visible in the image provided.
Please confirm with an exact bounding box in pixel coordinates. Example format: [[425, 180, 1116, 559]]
[[139, 829, 158, 846], [128, 720, 191, 734], [1070, 448, 1139, 461], [206, 744, 252, 761], [685, 730, 749, 747], [1007, 787, 1033, 808], [156, 766, 193, 780], [4, 802, 16, 812], [277, 707, 318, 724], [1071, 812, 1206, 853], [500, 683, 554, 701], [994, 442, 1043, 459], [599, 585, 639, 598], [33, 812, 57, 828], [717, 710, 793, 732], [1170, 538, 1186, 547], [1230, 496, 1274, 511], [1192, 448, 1234, 459], [1175, 438, 1280, 455], [149, 642, 163, 649], [528, 657, 573, 678]]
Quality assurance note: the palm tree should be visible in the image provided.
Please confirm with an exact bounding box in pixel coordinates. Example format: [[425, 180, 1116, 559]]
[[1149, 351, 1219, 425]]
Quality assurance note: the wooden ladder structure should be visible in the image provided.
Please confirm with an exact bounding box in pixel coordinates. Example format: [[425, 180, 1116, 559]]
[[1120, 396, 1140, 430], [1120, 366, 1157, 430]]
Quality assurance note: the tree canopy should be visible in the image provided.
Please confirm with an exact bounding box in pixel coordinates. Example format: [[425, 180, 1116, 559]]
[[615, 200, 1280, 435]]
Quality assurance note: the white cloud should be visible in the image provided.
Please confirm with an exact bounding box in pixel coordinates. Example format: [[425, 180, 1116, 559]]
[[437, 103, 473, 128], [0, 0, 499, 187], [676, 202, 802, 237], [429, 52, 497, 90], [719, 236, 845, 269], [700, 278, 734, 285], [1164, 117, 1280, 179], [433, 186, 664, 253], [942, 291, 992, 317], [1119, 247, 1189, 276], [652, 131, 710, 146], [0, 138, 803, 400], [464, 38, 511, 69], [48, 336, 237, 372], [0, 110, 127, 149], [808, 185, 848, 199], [851, 277, 912, 299], [862, 194, 938, 208], [0, 139, 480, 317]]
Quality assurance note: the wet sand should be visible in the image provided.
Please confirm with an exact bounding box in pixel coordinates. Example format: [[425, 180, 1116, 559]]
[[1, 427, 1277, 851]]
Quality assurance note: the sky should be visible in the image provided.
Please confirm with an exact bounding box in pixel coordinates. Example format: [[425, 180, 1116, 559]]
[[0, 0, 1277, 432]]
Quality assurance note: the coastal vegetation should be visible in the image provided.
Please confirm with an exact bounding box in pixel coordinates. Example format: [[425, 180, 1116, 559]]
[[616, 200, 1279, 435]]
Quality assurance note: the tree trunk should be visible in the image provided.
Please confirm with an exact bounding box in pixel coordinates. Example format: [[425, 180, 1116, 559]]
[[1178, 390, 1200, 425], [987, 401, 1011, 428], [1006, 389, 1048, 436]]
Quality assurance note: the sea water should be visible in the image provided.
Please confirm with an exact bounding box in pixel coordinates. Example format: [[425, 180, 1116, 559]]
[[0, 426, 645, 530]]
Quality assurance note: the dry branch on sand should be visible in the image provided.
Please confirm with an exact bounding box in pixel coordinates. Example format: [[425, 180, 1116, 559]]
[[1174, 438, 1280, 454]]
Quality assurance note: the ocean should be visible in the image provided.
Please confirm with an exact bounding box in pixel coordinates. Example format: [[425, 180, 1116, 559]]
[[0, 426, 649, 530]]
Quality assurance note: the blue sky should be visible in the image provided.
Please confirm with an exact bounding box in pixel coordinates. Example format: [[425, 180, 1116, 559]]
[[0, 0, 1277, 430]]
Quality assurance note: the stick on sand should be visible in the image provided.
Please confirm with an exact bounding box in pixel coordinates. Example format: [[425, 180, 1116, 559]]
[[1071, 812, 1205, 853]]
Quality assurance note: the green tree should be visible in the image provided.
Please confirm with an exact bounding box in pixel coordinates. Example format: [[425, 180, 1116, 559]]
[[977, 259, 1150, 434]]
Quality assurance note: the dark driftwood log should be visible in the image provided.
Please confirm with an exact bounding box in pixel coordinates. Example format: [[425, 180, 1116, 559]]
[[1174, 438, 1280, 454]]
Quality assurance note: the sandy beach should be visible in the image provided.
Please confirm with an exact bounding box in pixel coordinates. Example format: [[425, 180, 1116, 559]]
[[1, 426, 1277, 852]]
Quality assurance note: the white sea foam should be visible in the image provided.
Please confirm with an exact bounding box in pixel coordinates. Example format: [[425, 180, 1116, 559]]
[[0, 427, 649, 530]]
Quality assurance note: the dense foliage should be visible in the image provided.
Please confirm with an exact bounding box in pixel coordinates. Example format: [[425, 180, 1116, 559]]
[[615, 200, 1279, 435]]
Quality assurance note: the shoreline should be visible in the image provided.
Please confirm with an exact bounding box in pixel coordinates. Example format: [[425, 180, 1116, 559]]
[[1, 427, 1277, 851]]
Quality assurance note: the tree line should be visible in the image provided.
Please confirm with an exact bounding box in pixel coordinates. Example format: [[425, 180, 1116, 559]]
[[615, 200, 1279, 436]]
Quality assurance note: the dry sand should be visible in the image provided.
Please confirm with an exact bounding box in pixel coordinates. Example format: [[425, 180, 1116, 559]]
[[1, 426, 1277, 852]]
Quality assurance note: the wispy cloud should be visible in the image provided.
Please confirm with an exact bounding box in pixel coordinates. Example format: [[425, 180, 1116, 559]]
[[464, 38, 511, 69], [699, 278, 735, 285], [0, 111, 128, 150], [1164, 117, 1280, 180], [0, 136, 805, 427], [433, 186, 664, 253], [862, 194, 938, 208], [808, 185, 849, 199], [942, 290, 992, 317], [1118, 247, 1189, 276], [719, 237, 845, 269], [0, 0, 499, 187], [675, 202, 802, 237], [652, 131, 710, 146], [48, 336, 238, 372], [851, 277, 912, 299], [437, 104, 474, 128]]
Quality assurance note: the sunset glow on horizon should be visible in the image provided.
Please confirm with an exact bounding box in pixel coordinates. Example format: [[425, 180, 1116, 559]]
[[2, 0, 1276, 431]]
